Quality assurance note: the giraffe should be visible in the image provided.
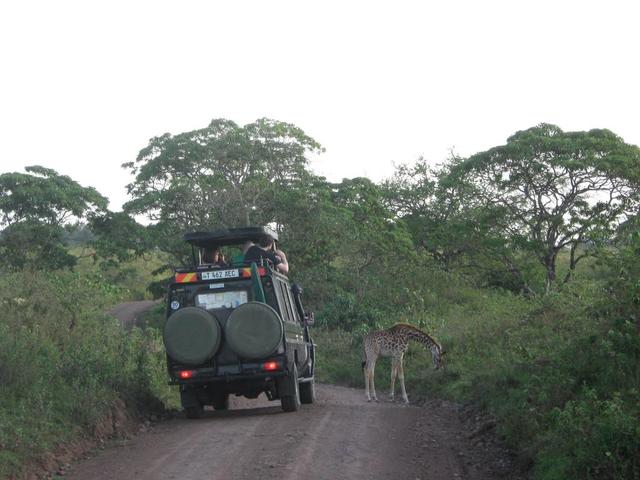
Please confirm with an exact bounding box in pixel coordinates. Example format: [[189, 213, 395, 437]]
[[362, 323, 444, 403]]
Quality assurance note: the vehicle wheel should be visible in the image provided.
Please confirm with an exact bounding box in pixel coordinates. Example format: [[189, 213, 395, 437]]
[[212, 392, 229, 411], [280, 363, 301, 412], [225, 302, 283, 359], [299, 377, 315, 404], [184, 404, 203, 419], [164, 307, 222, 365]]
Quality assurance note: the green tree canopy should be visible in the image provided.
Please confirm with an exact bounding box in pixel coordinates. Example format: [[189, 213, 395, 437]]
[[385, 158, 534, 292], [123, 118, 323, 231], [448, 124, 640, 292], [0, 166, 107, 270]]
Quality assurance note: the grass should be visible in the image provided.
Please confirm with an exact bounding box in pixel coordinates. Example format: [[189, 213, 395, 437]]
[[314, 267, 640, 480], [3, 242, 638, 479], [0, 269, 175, 478], [71, 246, 171, 300]]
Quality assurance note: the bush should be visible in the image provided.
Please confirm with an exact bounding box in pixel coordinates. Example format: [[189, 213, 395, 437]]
[[311, 259, 640, 479], [0, 269, 176, 478], [538, 390, 640, 480]]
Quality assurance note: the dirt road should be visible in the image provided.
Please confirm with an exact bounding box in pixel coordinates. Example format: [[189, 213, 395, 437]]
[[68, 301, 518, 479], [109, 300, 159, 329], [66, 384, 515, 480]]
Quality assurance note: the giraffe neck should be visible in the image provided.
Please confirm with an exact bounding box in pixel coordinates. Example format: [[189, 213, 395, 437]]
[[392, 324, 441, 355]]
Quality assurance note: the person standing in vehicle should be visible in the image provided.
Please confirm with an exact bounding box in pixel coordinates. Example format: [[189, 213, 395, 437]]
[[244, 235, 289, 274], [202, 247, 228, 267]]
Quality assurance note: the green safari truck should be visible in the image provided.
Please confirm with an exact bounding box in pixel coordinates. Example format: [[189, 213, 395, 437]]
[[163, 226, 316, 418]]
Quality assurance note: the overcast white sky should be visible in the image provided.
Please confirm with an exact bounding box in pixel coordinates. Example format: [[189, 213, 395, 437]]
[[1, 0, 639, 211]]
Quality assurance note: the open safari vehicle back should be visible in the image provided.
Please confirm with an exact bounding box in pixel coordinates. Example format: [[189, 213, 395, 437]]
[[162, 226, 316, 418]]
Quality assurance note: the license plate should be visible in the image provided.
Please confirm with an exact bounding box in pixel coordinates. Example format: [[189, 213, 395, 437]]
[[201, 269, 240, 281]]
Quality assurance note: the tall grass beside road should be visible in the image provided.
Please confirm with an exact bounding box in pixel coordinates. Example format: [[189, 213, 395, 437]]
[[0, 270, 173, 478], [315, 267, 640, 480]]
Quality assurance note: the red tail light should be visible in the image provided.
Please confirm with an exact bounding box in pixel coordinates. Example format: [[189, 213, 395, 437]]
[[262, 361, 280, 371], [179, 370, 195, 379]]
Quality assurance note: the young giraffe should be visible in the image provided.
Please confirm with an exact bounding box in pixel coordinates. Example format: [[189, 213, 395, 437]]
[[362, 323, 444, 403]]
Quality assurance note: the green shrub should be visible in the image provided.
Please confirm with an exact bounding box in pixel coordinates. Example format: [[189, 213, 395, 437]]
[[0, 269, 176, 478], [311, 261, 640, 479], [538, 389, 640, 480]]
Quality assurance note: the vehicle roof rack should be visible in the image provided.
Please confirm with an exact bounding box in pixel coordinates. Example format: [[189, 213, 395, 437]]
[[184, 226, 279, 248]]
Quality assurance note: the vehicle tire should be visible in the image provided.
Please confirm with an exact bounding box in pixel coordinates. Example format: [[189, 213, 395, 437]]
[[184, 404, 204, 419], [212, 392, 229, 411], [225, 302, 283, 359], [299, 377, 315, 404], [280, 363, 301, 412], [163, 307, 221, 365]]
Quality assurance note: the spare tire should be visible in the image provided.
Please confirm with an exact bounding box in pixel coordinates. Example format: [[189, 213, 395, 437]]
[[163, 307, 221, 365], [225, 302, 283, 359]]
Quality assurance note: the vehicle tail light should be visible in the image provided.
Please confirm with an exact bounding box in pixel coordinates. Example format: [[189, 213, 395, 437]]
[[262, 361, 280, 372], [178, 370, 195, 379]]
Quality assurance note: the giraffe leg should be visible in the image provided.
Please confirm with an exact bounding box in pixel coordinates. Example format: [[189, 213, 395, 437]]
[[399, 359, 409, 403], [390, 357, 400, 402], [364, 361, 372, 402], [369, 359, 378, 402]]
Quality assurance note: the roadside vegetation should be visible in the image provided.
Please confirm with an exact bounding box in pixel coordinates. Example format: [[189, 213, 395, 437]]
[[1, 119, 639, 479], [0, 268, 174, 478]]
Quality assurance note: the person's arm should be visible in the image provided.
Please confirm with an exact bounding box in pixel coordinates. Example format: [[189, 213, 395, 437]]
[[275, 249, 289, 274]]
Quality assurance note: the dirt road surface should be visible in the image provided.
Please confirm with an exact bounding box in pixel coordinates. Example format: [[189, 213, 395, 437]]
[[66, 384, 515, 480], [109, 300, 159, 329], [68, 301, 518, 479]]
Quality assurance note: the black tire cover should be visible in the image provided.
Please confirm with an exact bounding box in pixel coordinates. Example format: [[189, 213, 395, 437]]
[[225, 302, 283, 359], [163, 307, 221, 365]]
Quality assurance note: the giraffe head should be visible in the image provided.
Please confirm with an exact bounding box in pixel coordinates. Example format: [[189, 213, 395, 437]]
[[432, 346, 445, 370]]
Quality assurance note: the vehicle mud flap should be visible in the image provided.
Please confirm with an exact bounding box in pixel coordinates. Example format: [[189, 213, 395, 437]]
[[180, 388, 204, 419], [180, 388, 200, 408], [278, 363, 301, 412], [299, 377, 316, 404]]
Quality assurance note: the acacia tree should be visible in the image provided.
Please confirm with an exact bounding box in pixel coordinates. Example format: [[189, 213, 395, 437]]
[[123, 118, 323, 236], [0, 166, 107, 270], [449, 124, 640, 293], [385, 158, 537, 292]]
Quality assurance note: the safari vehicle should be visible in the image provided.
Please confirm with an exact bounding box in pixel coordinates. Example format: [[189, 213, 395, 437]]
[[163, 226, 316, 418]]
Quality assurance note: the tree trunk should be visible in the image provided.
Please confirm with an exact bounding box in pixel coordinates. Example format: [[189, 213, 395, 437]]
[[544, 253, 557, 295], [563, 242, 578, 284]]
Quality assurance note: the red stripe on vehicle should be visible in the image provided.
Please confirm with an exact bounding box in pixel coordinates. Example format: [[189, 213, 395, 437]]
[[175, 272, 197, 283]]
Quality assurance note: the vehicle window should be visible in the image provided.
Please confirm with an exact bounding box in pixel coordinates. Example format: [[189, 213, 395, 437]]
[[272, 280, 289, 322], [284, 287, 301, 324], [196, 290, 248, 310], [278, 282, 296, 324], [262, 279, 278, 311]]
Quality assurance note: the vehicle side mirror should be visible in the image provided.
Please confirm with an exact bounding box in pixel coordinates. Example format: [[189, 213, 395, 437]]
[[304, 312, 315, 327]]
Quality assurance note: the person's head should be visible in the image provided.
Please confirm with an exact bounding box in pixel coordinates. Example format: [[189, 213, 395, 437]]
[[258, 234, 274, 250], [203, 247, 220, 263]]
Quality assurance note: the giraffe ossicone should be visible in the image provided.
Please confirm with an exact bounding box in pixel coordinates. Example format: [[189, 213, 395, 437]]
[[361, 323, 444, 403]]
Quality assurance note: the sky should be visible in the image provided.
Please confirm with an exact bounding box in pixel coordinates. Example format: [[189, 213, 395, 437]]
[[1, 0, 639, 211]]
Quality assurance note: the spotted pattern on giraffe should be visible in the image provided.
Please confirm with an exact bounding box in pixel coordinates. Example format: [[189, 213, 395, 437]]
[[362, 323, 445, 403]]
